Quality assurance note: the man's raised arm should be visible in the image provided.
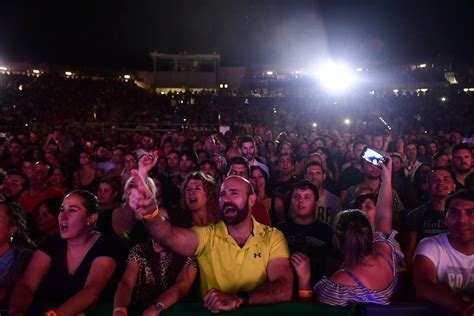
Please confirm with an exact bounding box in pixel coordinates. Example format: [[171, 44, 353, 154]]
[[128, 170, 198, 257]]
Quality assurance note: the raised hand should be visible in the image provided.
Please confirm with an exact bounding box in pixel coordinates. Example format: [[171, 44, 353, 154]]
[[128, 170, 157, 219], [380, 156, 392, 183], [203, 289, 240, 313], [138, 153, 158, 178]]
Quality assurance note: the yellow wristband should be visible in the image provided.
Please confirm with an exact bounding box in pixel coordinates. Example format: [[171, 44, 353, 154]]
[[298, 290, 313, 298], [44, 311, 58, 316], [113, 306, 128, 316], [142, 208, 160, 220]]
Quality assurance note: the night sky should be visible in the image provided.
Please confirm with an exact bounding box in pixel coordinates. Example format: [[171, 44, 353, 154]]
[[0, 0, 473, 70]]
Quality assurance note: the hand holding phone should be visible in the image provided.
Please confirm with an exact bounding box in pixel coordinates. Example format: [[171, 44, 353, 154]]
[[360, 147, 387, 168]]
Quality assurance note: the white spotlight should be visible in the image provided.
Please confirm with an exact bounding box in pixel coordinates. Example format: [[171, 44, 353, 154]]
[[317, 62, 355, 93], [344, 118, 351, 125], [312, 122, 317, 127]]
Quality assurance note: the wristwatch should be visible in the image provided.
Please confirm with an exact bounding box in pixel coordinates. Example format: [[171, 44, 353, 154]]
[[154, 301, 165, 311], [236, 291, 249, 306]]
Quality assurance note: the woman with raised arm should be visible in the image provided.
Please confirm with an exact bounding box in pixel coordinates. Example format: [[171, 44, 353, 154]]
[[312, 157, 404, 306], [9, 190, 120, 315]]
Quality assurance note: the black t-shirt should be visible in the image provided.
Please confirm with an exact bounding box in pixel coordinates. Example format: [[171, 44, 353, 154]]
[[36, 233, 121, 305], [406, 203, 447, 242], [277, 220, 333, 283]]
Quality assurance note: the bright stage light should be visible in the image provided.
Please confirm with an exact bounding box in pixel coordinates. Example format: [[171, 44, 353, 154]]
[[312, 122, 317, 127], [123, 74, 131, 79], [344, 118, 351, 125], [441, 97, 446, 102], [316, 62, 355, 93]]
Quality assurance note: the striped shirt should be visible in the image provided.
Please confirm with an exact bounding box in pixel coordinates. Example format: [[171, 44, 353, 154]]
[[314, 231, 403, 306]]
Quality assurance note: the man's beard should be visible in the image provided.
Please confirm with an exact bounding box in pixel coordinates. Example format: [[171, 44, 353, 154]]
[[221, 202, 249, 226], [244, 153, 254, 161]]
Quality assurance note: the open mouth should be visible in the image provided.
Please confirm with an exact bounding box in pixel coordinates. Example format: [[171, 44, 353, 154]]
[[59, 224, 69, 231]]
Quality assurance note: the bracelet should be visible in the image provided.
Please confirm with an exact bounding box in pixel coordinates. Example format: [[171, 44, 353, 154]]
[[113, 306, 128, 316], [142, 208, 160, 220], [44, 311, 58, 316], [298, 290, 313, 298]]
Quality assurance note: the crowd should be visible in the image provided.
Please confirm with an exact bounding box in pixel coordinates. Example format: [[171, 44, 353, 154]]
[[0, 73, 472, 316]]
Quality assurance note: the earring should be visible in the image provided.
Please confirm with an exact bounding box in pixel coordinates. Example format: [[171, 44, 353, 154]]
[[9, 233, 13, 243]]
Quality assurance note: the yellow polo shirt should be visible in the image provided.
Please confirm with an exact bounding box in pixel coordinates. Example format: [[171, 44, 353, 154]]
[[191, 217, 290, 296]]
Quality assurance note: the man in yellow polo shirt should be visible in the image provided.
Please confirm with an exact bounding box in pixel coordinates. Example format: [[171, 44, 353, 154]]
[[129, 172, 293, 313]]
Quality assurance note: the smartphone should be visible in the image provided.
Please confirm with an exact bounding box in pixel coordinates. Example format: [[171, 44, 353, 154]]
[[361, 147, 387, 167]]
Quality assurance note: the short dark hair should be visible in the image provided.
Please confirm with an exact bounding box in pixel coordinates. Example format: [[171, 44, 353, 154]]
[[35, 197, 63, 218], [432, 151, 448, 161], [427, 166, 453, 182], [276, 153, 295, 165], [180, 149, 198, 166], [290, 179, 319, 201], [452, 143, 472, 156], [226, 156, 250, 177], [238, 135, 255, 148], [304, 161, 325, 175], [5, 171, 29, 191], [200, 159, 218, 171], [167, 149, 180, 157], [9, 137, 23, 147], [99, 176, 122, 199], [35, 160, 54, 177], [445, 189, 474, 212]]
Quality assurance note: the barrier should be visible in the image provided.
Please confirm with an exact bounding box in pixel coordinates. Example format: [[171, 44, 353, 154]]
[[94, 301, 457, 316], [94, 302, 357, 316]]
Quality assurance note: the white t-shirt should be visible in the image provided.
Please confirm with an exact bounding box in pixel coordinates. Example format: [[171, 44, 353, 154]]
[[414, 234, 474, 298], [316, 190, 342, 226]]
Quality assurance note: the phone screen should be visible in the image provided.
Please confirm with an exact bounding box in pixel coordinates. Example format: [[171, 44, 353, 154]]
[[361, 147, 386, 166]]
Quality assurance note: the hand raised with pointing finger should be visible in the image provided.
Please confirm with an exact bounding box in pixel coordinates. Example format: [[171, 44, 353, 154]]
[[128, 169, 158, 219]]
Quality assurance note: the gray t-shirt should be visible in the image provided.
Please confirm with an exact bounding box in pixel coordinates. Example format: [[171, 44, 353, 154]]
[[414, 234, 473, 299]]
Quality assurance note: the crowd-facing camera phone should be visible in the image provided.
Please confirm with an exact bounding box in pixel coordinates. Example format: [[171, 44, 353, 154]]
[[360, 146, 387, 167]]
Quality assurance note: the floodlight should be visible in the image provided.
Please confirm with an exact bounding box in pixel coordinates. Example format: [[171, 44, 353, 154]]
[[224, 84, 228, 88], [65, 71, 73, 76], [441, 97, 447, 102], [219, 84, 224, 88], [419, 64, 427, 68], [317, 62, 355, 93], [344, 118, 351, 125], [393, 89, 399, 94], [266, 71, 273, 76], [32, 69, 40, 74], [0, 66, 7, 71], [312, 122, 317, 127], [123, 74, 131, 79]]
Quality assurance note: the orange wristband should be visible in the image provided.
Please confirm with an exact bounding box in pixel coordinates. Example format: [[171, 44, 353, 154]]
[[298, 290, 313, 298], [142, 208, 160, 220], [44, 311, 57, 316]]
